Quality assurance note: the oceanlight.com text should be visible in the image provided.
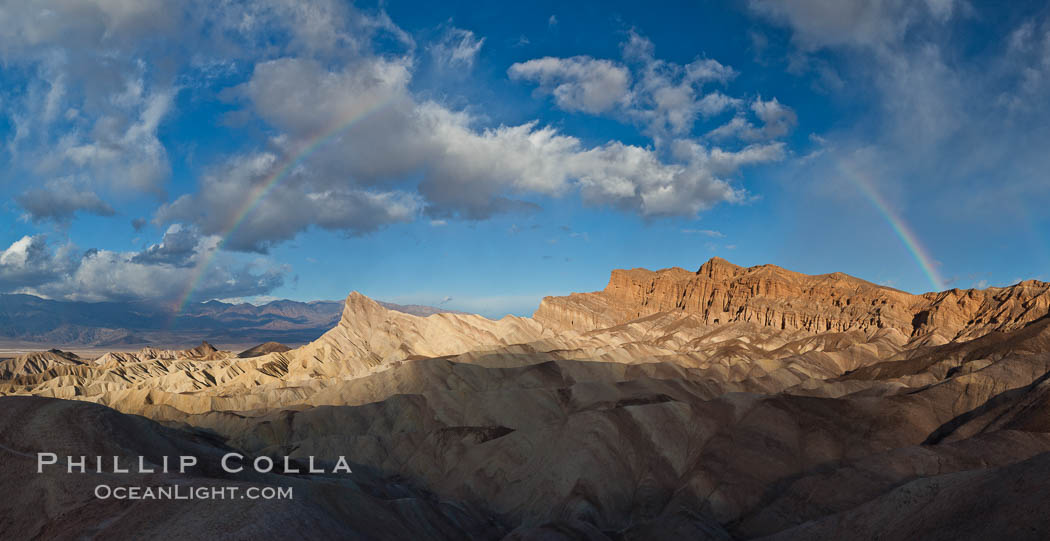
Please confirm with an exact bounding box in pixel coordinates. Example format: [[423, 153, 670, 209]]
[[94, 484, 294, 500]]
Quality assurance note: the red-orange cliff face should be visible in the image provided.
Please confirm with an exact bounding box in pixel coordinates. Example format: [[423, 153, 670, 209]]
[[534, 257, 1050, 341]]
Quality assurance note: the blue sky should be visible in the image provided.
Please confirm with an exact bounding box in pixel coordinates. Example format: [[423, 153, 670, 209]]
[[0, 0, 1048, 317]]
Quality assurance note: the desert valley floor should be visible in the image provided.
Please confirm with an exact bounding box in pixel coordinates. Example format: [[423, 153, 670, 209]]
[[3, 257, 1050, 540]]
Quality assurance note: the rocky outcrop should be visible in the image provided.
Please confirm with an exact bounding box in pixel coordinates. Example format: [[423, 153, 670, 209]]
[[534, 257, 1050, 341]]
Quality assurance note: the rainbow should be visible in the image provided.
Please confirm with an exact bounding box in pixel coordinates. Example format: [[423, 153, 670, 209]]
[[168, 107, 948, 317], [837, 159, 945, 292], [169, 98, 397, 318]]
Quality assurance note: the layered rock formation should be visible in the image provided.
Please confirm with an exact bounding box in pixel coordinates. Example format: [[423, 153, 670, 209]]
[[535, 257, 1050, 341], [3, 258, 1050, 539]]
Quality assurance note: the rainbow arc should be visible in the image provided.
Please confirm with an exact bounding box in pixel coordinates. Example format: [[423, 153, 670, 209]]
[[170, 98, 397, 318], [837, 159, 945, 292]]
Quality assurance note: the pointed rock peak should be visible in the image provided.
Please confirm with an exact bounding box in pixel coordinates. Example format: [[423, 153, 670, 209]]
[[185, 341, 218, 357], [697, 257, 743, 280], [344, 291, 384, 308], [340, 291, 391, 323]]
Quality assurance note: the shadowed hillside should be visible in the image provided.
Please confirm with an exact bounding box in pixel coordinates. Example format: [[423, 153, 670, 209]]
[[4, 258, 1050, 539]]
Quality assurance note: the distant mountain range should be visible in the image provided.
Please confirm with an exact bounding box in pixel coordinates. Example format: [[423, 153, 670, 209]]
[[0, 293, 466, 349]]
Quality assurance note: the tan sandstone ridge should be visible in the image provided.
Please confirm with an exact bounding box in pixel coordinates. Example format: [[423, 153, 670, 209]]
[[3, 257, 1050, 540], [535, 257, 1050, 341]]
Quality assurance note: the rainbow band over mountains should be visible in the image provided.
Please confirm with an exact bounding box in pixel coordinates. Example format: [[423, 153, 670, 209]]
[[170, 113, 947, 318]]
